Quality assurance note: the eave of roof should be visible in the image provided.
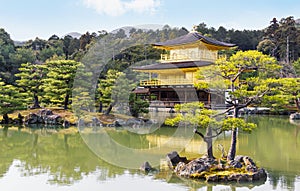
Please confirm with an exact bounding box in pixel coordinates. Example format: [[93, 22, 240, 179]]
[[132, 61, 213, 71], [132, 88, 150, 94]]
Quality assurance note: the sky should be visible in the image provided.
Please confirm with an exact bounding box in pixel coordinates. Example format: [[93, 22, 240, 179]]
[[1, 0, 300, 41]]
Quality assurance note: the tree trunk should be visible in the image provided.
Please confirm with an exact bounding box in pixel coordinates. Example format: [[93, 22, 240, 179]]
[[227, 107, 239, 161], [31, 94, 41, 109], [3, 114, 9, 124], [205, 127, 214, 159], [295, 97, 300, 112], [194, 128, 214, 159], [104, 104, 113, 115], [99, 101, 103, 113], [64, 94, 69, 110], [64, 134, 69, 151], [227, 128, 237, 161]]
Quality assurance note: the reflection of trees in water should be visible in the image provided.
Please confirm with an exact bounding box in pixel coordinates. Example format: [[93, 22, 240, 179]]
[[289, 119, 300, 147], [245, 116, 300, 191], [268, 170, 297, 191], [0, 126, 127, 185], [1, 118, 300, 189]]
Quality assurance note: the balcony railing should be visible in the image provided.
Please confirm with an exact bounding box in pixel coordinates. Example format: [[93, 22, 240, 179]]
[[160, 53, 225, 63], [140, 79, 195, 86]]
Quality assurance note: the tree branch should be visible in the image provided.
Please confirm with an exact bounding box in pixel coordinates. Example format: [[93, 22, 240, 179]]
[[237, 88, 270, 109], [212, 106, 234, 117], [193, 128, 205, 139], [232, 69, 244, 83], [194, 128, 224, 140]]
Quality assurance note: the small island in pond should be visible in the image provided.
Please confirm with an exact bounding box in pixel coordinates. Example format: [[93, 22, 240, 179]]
[[164, 151, 267, 183]]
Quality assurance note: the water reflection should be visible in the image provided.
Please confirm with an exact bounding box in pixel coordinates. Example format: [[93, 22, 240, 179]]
[[0, 115, 299, 191], [0, 125, 127, 185]]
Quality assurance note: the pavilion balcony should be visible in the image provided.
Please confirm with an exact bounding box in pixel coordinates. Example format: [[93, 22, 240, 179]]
[[160, 53, 226, 63], [140, 79, 195, 86]]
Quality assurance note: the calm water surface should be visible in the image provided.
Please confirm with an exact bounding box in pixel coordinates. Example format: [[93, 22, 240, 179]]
[[0, 115, 299, 191]]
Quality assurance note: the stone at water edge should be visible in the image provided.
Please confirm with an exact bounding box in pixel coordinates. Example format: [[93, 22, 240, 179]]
[[166, 151, 187, 167], [290, 112, 300, 120], [140, 161, 153, 173]]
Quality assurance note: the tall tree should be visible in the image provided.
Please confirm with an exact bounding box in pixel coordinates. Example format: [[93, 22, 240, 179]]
[[42, 60, 84, 109], [98, 70, 129, 115], [15, 63, 46, 108]]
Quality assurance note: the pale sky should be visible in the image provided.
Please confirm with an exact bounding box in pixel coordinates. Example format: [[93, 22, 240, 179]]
[[1, 0, 300, 41]]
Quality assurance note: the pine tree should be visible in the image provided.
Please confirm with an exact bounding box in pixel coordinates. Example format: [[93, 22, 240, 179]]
[[0, 78, 25, 115], [43, 60, 84, 109], [15, 63, 46, 108]]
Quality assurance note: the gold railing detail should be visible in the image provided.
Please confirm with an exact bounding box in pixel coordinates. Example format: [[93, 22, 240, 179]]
[[160, 52, 222, 63], [140, 79, 195, 86]]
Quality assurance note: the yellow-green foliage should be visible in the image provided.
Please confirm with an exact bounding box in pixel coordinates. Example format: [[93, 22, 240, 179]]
[[221, 118, 256, 132], [165, 102, 218, 128]]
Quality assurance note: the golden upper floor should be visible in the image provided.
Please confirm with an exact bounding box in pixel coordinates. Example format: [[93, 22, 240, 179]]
[[153, 31, 235, 63]]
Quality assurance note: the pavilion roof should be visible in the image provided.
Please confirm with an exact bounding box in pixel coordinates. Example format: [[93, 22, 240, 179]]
[[153, 32, 235, 48]]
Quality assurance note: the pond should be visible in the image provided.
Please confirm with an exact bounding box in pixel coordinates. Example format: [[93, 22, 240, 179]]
[[0, 115, 300, 191]]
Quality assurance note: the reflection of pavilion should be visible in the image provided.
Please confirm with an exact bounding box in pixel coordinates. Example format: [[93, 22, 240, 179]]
[[133, 31, 235, 110]]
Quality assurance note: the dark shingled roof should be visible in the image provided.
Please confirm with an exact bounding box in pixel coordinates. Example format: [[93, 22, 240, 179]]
[[133, 61, 213, 71], [153, 32, 235, 47]]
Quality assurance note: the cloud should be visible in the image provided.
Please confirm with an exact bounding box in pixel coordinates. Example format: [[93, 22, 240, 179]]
[[82, 0, 161, 16]]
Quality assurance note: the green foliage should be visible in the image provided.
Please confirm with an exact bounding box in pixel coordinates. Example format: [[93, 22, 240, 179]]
[[0, 28, 16, 83], [293, 58, 300, 77], [257, 39, 276, 55], [39, 46, 64, 61], [15, 63, 46, 108], [98, 70, 138, 115], [0, 78, 26, 114], [166, 102, 256, 132], [260, 16, 300, 63], [98, 70, 125, 109], [10, 47, 36, 67], [215, 50, 281, 104], [129, 94, 149, 118], [42, 60, 87, 109], [221, 118, 256, 132], [165, 102, 218, 128], [196, 51, 281, 108], [276, 78, 300, 110]]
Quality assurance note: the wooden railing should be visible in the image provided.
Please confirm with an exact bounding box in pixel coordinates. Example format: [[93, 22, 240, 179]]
[[150, 100, 212, 108], [160, 53, 219, 63], [140, 79, 195, 86]]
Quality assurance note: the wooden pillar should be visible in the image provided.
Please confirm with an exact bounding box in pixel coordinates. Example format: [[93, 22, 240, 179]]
[[158, 89, 161, 101], [148, 92, 151, 101]]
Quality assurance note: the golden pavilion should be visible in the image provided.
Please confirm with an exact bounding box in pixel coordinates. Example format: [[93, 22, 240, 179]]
[[133, 31, 235, 109]]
